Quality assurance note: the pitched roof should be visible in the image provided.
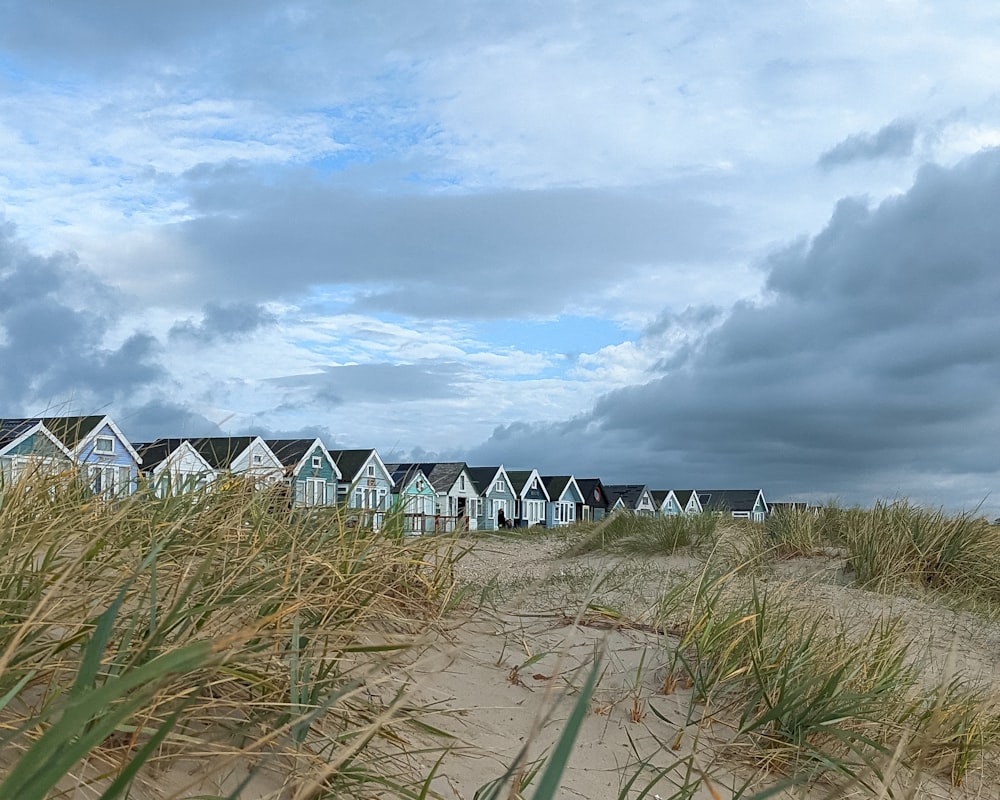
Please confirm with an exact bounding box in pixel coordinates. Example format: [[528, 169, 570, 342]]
[[575, 478, 610, 508], [466, 466, 504, 494], [651, 490, 669, 506], [419, 462, 468, 492], [385, 463, 430, 491], [135, 438, 216, 477], [697, 489, 766, 514], [542, 475, 571, 498], [329, 449, 379, 481], [6, 415, 140, 463], [505, 470, 541, 495], [189, 437, 258, 469], [0, 419, 37, 451], [604, 484, 650, 510], [37, 415, 106, 448], [265, 439, 315, 468], [135, 439, 188, 472], [768, 501, 814, 513], [0, 419, 72, 460], [673, 489, 697, 507]]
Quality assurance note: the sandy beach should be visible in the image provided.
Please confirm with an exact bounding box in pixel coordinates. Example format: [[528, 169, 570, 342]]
[[393, 532, 1000, 800]]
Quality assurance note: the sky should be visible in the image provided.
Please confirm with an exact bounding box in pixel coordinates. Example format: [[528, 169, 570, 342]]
[[2, 1, 1000, 514]]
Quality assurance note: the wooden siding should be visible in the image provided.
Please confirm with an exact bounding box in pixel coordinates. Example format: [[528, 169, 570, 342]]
[[546, 479, 583, 527], [475, 470, 516, 531], [341, 453, 393, 531], [149, 443, 216, 498], [0, 429, 73, 486], [78, 422, 140, 497], [291, 444, 339, 507], [392, 470, 438, 534]]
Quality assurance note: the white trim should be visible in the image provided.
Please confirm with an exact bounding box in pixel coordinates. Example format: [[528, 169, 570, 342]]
[[305, 477, 326, 507], [233, 437, 284, 475], [0, 421, 75, 461], [72, 416, 143, 464], [274, 439, 341, 481], [94, 436, 115, 454], [474, 465, 511, 498], [144, 440, 217, 497], [350, 450, 390, 485], [516, 468, 551, 502]]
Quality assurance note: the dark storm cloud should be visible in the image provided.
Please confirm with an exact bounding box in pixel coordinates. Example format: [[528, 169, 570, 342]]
[[153, 173, 739, 317], [0, 219, 166, 410], [0, 219, 222, 434], [818, 118, 918, 169], [469, 148, 1000, 511], [273, 362, 468, 405], [168, 301, 277, 344]]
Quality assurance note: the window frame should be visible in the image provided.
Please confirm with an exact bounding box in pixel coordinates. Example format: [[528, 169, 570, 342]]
[[94, 436, 115, 454]]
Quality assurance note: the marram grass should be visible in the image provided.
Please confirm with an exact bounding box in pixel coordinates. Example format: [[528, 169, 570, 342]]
[[10, 475, 1000, 800], [566, 511, 721, 556], [509, 506, 1000, 798], [0, 473, 462, 799], [653, 564, 1000, 793]]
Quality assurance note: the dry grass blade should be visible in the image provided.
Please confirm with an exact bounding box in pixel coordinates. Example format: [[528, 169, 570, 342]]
[[0, 473, 464, 799]]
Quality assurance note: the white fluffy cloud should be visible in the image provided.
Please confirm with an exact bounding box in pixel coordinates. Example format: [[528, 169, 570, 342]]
[[3, 2, 1000, 511]]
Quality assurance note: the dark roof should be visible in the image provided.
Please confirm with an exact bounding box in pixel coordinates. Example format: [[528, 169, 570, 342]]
[[697, 489, 766, 514], [505, 470, 534, 494], [466, 466, 502, 494], [419, 462, 470, 492], [575, 478, 610, 508], [0, 419, 38, 450], [604, 484, 650, 510], [385, 462, 470, 493], [673, 490, 696, 507], [329, 449, 377, 481], [650, 490, 669, 506], [190, 437, 257, 469], [265, 439, 317, 470], [542, 475, 572, 498], [135, 439, 189, 472], [389, 467, 417, 488], [37, 415, 105, 448], [384, 462, 427, 490]]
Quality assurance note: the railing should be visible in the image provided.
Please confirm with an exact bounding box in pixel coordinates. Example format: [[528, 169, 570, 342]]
[[400, 514, 473, 533]]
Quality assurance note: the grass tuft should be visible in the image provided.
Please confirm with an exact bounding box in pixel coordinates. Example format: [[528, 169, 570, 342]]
[[0, 472, 463, 798]]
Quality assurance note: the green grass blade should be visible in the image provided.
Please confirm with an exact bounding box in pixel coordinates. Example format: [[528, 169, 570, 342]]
[[0, 671, 34, 714], [70, 582, 130, 701], [97, 703, 188, 800], [529, 659, 600, 800], [0, 640, 215, 800]]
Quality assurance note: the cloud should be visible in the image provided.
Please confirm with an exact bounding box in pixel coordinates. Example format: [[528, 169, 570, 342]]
[[469, 148, 1000, 512], [168, 301, 277, 343], [109, 174, 740, 317], [0, 218, 230, 438], [272, 361, 469, 405], [225, 420, 342, 446], [818, 118, 918, 169], [120, 399, 226, 443], [0, 218, 166, 411]]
